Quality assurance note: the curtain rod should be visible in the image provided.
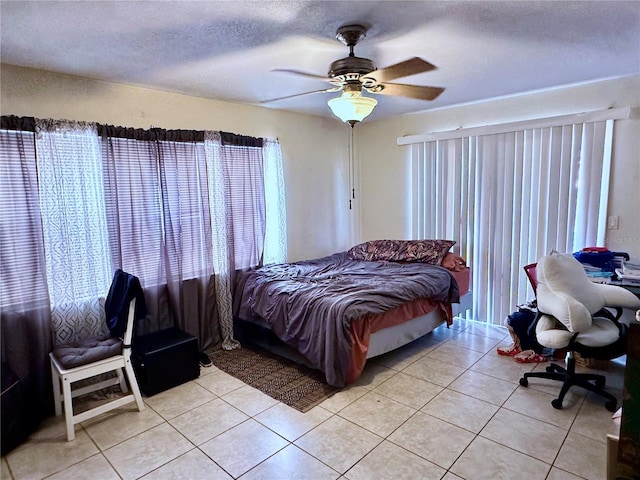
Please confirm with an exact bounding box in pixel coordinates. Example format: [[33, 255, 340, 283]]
[[397, 106, 633, 145]]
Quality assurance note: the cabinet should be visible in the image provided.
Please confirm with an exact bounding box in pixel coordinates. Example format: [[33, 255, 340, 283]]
[[132, 327, 199, 396]]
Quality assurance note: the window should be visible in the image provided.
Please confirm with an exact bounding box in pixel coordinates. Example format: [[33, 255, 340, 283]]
[[1, 117, 287, 349], [0, 129, 50, 310], [36, 124, 113, 342], [409, 114, 619, 325]]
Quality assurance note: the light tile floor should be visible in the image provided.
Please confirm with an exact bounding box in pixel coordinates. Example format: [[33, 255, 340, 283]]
[[2, 319, 625, 479]]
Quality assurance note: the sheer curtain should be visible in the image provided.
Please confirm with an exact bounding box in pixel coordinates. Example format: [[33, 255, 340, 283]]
[[0, 119, 54, 420], [2, 116, 287, 359], [413, 120, 614, 325], [263, 138, 287, 265], [203, 133, 287, 349], [35, 120, 113, 344], [204, 132, 236, 349]]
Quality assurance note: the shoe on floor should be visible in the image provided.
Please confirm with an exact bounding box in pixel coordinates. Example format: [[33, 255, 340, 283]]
[[496, 344, 522, 356], [199, 352, 213, 367], [514, 350, 548, 363]]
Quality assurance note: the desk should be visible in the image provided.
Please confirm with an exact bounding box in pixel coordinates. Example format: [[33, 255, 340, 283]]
[[607, 324, 640, 479]]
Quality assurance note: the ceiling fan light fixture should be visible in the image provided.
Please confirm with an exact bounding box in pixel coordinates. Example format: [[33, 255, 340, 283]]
[[328, 91, 377, 126]]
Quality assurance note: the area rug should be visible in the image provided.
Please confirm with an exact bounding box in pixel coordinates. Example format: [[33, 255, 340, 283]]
[[208, 345, 340, 412]]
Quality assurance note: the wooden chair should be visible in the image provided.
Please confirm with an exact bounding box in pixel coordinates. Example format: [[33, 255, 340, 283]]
[[50, 295, 145, 441]]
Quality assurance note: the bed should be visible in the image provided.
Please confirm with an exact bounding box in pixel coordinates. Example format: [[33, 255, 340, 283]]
[[233, 240, 471, 387]]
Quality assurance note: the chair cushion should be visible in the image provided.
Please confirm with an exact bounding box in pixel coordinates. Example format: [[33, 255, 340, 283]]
[[536, 253, 606, 328], [575, 316, 621, 348], [52, 337, 123, 369], [536, 252, 640, 331], [536, 314, 622, 351], [535, 315, 575, 349]]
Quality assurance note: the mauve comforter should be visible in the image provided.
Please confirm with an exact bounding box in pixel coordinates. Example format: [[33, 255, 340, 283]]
[[234, 251, 460, 386]]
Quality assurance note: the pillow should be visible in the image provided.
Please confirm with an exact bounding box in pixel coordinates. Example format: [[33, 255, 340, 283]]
[[441, 252, 467, 272], [347, 239, 456, 265]]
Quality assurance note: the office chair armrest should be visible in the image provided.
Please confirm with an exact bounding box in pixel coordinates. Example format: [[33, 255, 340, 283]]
[[594, 306, 623, 322]]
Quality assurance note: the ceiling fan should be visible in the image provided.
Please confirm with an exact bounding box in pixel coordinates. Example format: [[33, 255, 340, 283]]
[[262, 25, 445, 126]]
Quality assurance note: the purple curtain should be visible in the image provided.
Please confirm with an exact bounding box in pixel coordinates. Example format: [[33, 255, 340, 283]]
[[0, 119, 54, 422], [101, 128, 221, 350]]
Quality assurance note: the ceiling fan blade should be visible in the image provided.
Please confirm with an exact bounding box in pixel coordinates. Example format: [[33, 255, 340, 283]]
[[272, 68, 331, 82], [375, 83, 445, 101], [259, 88, 337, 104], [365, 57, 437, 83]]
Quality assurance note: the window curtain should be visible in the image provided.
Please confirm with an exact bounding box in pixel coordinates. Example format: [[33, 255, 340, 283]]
[[101, 127, 220, 350], [202, 133, 287, 349], [203, 132, 236, 349], [218, 133, 266, 270], [35, 120, 113, 344], [0, 118, 54, 420], [263, 138, 287, 265], [158, 138, 219, 351], [2, 116, 287, 358], [413, 120, 613, 325]]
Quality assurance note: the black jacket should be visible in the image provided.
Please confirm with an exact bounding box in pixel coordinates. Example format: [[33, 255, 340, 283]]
[[104, 269, 147, 338]]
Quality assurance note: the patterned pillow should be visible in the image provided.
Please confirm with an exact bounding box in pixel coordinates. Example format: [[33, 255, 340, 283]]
[[347, 239, 456, 265]]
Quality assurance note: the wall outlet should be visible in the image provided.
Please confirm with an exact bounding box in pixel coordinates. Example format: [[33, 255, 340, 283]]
[[607, 216, 619, 229]]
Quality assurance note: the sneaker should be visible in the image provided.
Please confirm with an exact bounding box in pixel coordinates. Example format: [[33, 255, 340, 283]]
[[198, 352, 212, 367]]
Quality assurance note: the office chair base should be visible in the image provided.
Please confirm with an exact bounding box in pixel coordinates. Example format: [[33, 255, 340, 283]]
[[519, 356, 617, 412]]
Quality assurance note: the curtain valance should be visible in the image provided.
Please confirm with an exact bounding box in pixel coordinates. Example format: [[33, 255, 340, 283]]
[[98, 125, 205, 142], [1, 115, 36, 131], [2, 117, 266, 146], [220, 131, 263, 147]]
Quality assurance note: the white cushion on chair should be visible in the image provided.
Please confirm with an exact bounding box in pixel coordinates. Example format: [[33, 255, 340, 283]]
[[536, 253, 604, 329], [599, 283, 640, 309], [575, 317, 621, 348], [538, 315, 621, 351], [536, 315, 575, 349], [536, 253, 640, 332]]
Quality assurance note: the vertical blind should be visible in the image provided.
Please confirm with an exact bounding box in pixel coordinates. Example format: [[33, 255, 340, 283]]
[[411, 119, 615, 325]]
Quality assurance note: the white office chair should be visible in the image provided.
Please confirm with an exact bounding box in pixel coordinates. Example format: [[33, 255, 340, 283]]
[[50, 293, 145, 441], [519, 252, 640, 411]]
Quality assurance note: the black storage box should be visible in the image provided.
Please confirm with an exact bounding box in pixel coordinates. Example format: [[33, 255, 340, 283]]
[[1, 363, 40, 455], [132, 327, 199, 396]]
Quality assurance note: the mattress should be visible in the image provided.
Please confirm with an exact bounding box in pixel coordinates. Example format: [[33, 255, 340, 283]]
[[234, 251, 466, 386]]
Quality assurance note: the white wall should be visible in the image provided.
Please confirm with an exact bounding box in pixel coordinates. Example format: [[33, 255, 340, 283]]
[[356, 75, 640, 260], [3, 65, 639, 262], [0, 64, 356, 262]]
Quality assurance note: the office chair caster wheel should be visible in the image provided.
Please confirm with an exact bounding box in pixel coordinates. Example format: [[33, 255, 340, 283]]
[[545, 366, 555, 373], [605, 400, 617, 412], [551, 398, 563, 410], [519, 378, 528, 387]]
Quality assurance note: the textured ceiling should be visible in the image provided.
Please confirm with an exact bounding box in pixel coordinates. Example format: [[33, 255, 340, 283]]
[[1, 1, 639, 121]]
